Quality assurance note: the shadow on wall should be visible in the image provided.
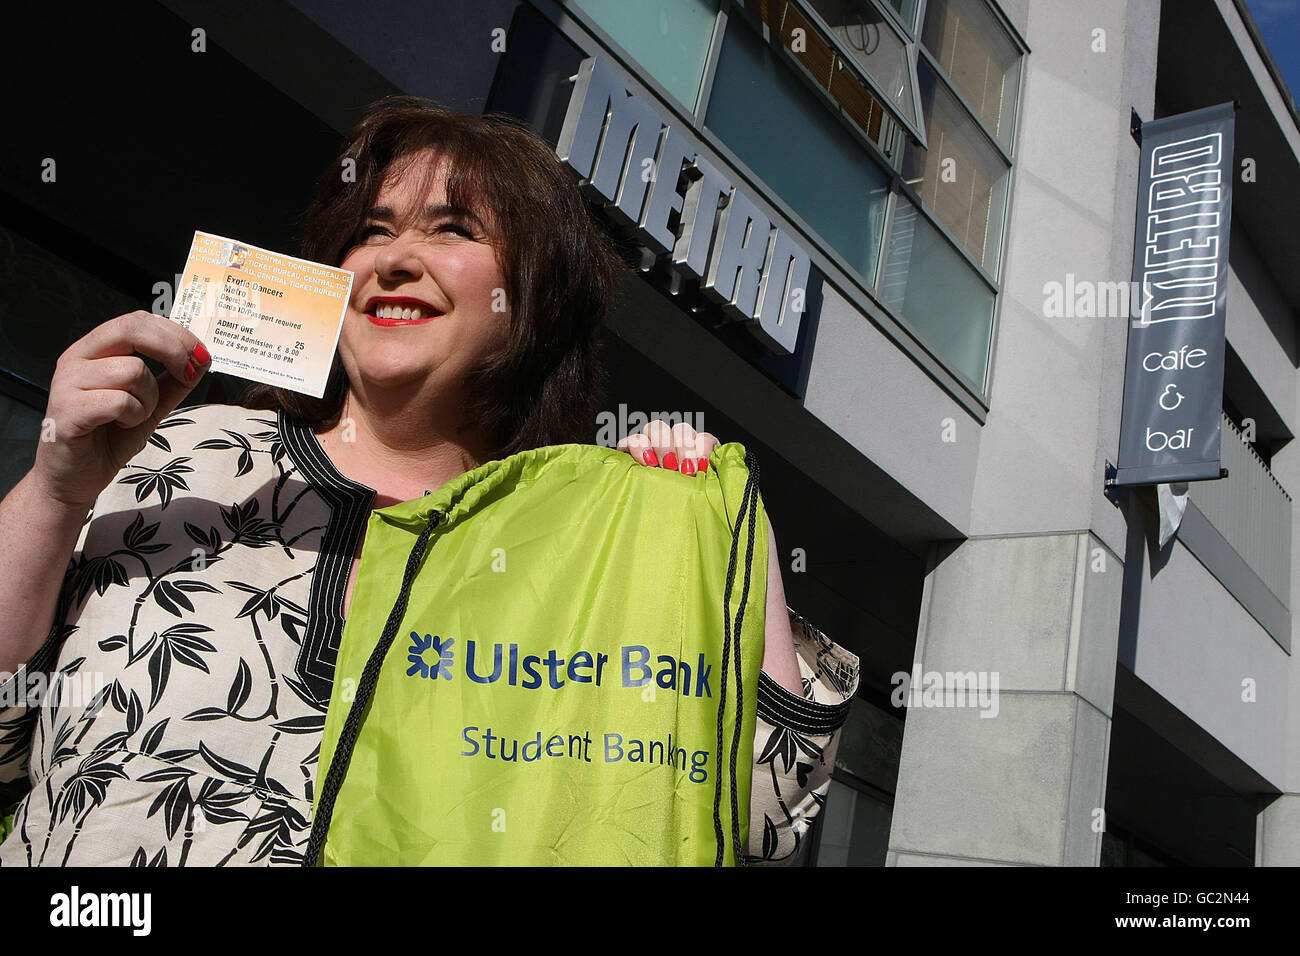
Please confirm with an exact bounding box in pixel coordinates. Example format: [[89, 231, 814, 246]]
[[1116, 486, 1171, 671]]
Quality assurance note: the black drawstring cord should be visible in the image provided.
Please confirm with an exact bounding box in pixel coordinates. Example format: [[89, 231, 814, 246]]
[[302, 508, 443, 867], [712, 482, 745, 866], [713, 450, 761, 867], [729, 450, 760, 864]]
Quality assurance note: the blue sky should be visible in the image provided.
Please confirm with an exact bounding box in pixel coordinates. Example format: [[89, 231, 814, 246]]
[[1244, 0, 1300, 105]]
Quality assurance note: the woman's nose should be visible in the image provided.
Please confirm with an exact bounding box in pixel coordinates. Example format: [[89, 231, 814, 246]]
[[373, 231, 425, 280]]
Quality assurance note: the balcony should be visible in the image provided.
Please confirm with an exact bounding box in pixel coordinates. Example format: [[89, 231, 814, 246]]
[[1183, 413, 1292, 649]]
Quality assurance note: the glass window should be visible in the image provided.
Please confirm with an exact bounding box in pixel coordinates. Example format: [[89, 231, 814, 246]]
[[570, 0, 718, 110], [881, 198, 995, 391], [920, 0, 1021, 149], [751, 0, 916, 154], [902, 60, 1009, 274], [813, 778, 892, 866], [803, 0, 922, 135], [810, 696, 898, 866], [705, 16, 891, 285]]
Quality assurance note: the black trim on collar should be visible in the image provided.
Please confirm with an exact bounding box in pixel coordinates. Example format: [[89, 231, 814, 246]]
[[277, 409, 375, 707]]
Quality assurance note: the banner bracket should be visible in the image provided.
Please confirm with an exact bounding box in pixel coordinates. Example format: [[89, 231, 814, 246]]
[[1103, 461, 1124, 508]]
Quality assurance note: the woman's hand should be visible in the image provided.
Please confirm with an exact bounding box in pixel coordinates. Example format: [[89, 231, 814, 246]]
[[33, 311, 211, 508], [617, 419, 718, 477], [617, 419, 803, 691]]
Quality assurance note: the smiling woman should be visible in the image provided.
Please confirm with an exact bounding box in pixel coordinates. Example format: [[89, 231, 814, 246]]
[[0, 96, 859, 867], [243, 97, 626, 467]]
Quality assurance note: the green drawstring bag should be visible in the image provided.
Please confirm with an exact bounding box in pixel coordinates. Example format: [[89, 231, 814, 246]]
[[304, 442, 768, 866]]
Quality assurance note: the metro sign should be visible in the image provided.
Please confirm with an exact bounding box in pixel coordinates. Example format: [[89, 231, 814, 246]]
[[557, 56, 810, 355]]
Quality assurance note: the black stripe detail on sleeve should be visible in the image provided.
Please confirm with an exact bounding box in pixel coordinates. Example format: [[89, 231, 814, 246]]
[[756, 671, 854, 736]]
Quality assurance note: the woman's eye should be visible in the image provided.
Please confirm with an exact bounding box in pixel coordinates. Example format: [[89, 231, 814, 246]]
[[358, 222, 475, 243]]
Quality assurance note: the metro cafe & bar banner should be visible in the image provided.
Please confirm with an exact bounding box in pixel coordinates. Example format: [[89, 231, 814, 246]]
[[1114, 102, 1235, 487]]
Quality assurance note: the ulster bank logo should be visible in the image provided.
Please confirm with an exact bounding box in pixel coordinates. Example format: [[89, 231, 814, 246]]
[[407, 632, 454, 680], [401, 634, 712, 697]]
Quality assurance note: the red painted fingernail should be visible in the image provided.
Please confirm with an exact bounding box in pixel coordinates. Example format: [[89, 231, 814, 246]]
[[697, 457, 709, 472], [680, 457, 696, 476], [662, 451, 678, 471], [641, 449, 659, 467], [185, 360, 197, 382], [193, 342, 211, 365]]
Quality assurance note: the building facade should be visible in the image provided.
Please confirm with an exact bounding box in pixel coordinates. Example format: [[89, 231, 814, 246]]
[[1, 0, 1297, 865]]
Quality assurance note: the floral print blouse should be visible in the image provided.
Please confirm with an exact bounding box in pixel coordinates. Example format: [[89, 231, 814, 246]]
[[0, 403, 859, 866]]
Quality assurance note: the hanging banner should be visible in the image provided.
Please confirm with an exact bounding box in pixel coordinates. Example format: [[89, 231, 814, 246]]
[[1114, 102, 1234, 487]]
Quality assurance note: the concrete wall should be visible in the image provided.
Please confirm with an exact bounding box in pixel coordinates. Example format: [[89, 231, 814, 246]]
[[888, 531, 1123, 866], [1126, 524, 1289, 788], [968, 0, 1158, 562], [802, 284, 979, 534]]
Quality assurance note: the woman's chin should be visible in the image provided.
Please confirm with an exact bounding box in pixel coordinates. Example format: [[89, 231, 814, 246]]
[[350, 363, 438, 393]]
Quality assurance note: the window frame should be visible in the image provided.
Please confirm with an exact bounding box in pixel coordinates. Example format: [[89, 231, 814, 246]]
[[904, 55, 1012, 282], [786, 0, 929, 148], [884, 0, 1028, 395]]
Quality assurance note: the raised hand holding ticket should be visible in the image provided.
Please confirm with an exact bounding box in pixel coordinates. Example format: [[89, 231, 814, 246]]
[[169, 231, 352, 398]]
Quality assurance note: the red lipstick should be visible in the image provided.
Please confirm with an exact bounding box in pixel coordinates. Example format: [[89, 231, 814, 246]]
[[362, 295, 443, 327]]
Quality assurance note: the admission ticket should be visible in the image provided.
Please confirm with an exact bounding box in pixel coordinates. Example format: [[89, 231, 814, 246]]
[[169, 231, 352, 398]]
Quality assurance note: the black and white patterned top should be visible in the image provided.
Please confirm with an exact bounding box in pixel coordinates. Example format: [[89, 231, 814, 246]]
[[0, 403, 859, 866]]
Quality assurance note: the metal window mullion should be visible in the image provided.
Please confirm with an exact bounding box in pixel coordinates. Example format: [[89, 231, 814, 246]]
[[551, 0, 721, 130], [873, 185, 899, 291], [980, 0, 1030, 54], [694, 3, 731, 124], [905, 32, 927, 154], [1002, 54, 1025, 158], [872, 0, 917, 39]]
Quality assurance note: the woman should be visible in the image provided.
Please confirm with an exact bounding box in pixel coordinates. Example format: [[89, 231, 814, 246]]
[[0, 98, 858, 865]]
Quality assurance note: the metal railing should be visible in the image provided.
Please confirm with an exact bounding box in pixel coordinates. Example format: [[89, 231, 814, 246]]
[[1189, 413, 1293, 608]]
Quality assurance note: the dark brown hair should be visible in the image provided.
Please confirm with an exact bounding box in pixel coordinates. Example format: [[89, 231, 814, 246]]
[[242, 95, 629, 457]]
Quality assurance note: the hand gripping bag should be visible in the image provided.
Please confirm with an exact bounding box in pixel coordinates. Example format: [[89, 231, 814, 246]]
[[303, 442, 768, 866]]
